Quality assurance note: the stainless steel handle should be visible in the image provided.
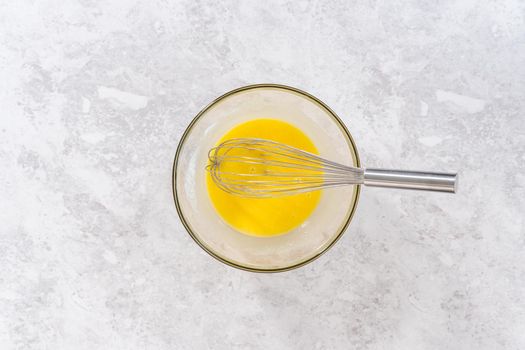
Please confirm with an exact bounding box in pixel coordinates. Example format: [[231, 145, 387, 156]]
[[363, 168, 458, 193]]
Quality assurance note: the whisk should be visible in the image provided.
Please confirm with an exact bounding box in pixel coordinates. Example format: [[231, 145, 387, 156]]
[[206, 138, 457, 198]]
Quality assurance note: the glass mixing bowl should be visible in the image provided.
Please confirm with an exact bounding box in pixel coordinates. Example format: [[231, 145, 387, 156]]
[[172, 84, 360, 272]]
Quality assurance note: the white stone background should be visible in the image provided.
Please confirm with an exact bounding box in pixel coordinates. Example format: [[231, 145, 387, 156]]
[[1, 0, 524, 349]]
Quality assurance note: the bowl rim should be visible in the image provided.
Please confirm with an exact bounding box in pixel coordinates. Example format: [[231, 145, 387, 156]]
[[172, 83, 361, 273]]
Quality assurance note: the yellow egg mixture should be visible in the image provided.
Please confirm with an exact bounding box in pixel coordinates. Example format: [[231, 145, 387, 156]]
[[206, 119, 321, 237]]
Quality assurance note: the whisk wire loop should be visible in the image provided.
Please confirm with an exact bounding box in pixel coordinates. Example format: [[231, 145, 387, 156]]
[[207, 138, 364, 198]]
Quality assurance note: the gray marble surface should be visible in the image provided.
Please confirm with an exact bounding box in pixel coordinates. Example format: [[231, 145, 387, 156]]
[[1, 1, 524, 349]]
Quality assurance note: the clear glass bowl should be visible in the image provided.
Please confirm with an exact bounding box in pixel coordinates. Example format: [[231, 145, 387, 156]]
[[172, 84, 360, 272]]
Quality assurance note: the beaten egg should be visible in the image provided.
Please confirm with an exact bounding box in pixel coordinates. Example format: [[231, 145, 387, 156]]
[[206, 119, 321, 237]]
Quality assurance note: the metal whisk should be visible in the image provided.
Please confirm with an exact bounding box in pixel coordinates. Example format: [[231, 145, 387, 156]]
[[206, 138, 457, 198]]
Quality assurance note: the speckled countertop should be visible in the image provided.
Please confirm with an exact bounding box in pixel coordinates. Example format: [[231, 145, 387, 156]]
[[1, 1, 524, 349]]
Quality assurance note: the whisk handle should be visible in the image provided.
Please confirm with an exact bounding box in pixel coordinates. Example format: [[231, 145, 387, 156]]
[[363, 168, 457, 193]]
